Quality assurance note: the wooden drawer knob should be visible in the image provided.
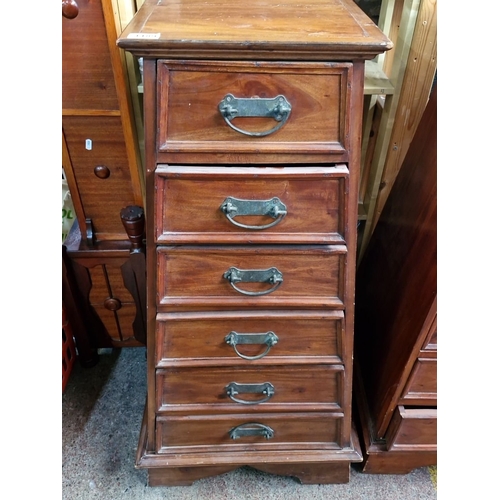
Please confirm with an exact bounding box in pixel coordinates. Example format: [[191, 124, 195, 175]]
[[94, 165, 110, 179], [62, 0, 79, 19], [104, 298, 121, 311]]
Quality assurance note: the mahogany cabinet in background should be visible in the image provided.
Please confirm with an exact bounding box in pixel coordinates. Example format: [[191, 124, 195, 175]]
[[62, 0, 143, 242], [62, 0, 146, 362], [353, 84, 437, 474]]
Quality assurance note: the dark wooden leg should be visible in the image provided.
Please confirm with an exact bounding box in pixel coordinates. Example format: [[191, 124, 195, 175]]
[[148, 466, 240, 486], [62, 245, 99, 367]]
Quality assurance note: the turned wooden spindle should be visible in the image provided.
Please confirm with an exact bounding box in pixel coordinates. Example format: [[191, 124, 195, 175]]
[[120, 206, 145, 251], [62, 0, 79, 19]]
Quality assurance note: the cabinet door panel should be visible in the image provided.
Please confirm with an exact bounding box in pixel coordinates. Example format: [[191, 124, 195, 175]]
[[63, 116, 136, 240], [62, 0, 119, 111]]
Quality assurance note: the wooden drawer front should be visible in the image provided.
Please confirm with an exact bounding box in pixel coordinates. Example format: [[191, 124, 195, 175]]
[[400, 358, 437, 405], [156, 413, 343, 453], [157, 60, 352, 163], [63, 116, 136, 240], [157, 245, 346, 310], [156, 365, 343, 413], [422, 318, 437, 352], [155, 310, 344, 367], [386, 406, 437, 451], [155, 165, 348, 244]]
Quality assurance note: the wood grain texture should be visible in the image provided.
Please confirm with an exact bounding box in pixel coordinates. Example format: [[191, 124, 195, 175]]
[[156, 413, 343, 451], [156, 61, 352, 162], [155, 165, 348, 244], [64, 229, 147, 348], [354, 365, 436, 473], [143, 57, 159, 449], [121, 0, 391, 484], [354, 85, 436, 474], [102, 0, 145, 205], [355, 84, 436, 438], [155, 310, 345, 367], [156, 245, 346, 310], [88, 263, 135, 303], [90, 303, 143, 346], [156, 365, 344, 411], [399, 357, 437, 404], [117, 0, 392, 60], [62, 0, 144, 243], [340, 59, 364, 448], [371, 0, 437, 234], [62, 0, 119, 111], [62, 116, 136, 241], [385, 406, 437, 451], [147, 461, 351, 485]]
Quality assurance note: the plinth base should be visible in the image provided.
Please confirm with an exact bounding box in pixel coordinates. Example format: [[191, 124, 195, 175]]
[[136, 410, 362, 486]]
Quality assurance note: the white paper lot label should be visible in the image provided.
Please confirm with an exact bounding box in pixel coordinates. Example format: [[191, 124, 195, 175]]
[[127, 33, 161, 39]]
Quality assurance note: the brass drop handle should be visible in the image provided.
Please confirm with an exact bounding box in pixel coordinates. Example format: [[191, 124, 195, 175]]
[[223, 267, 283, 296], [218, 94, 292, 137], [62, 0, 79, 19], [229, 423, 274, 440], [225, 382, 275, 405], [220, 197, 287, 230], [225, 331, 279, 360]]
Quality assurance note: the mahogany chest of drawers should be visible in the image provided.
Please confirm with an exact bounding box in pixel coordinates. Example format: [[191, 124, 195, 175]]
[[117, 0, 391, 486], [354, 84, 437, 474]]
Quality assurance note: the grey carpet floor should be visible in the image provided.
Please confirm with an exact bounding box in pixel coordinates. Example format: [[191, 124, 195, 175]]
[[62, 347, 437, 500]]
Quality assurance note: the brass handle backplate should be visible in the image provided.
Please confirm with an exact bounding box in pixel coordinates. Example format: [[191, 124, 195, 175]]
[[225, 331, 279, 360], [220, 197, 287, 230], [218, 94, 292, 137], [223, 266, 283, 296], [225, 381, 275, 405], [229, 422, 274, 440]]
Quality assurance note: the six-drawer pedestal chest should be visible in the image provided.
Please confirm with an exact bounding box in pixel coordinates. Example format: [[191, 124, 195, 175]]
[[117, 0, 391, 486]]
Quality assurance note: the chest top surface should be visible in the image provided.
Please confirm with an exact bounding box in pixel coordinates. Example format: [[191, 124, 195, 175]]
[[117, 0, 392, 60]]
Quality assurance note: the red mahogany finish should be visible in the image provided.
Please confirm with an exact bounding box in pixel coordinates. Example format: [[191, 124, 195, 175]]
[[117, 0, 391, 486], [354, 84, 437, 474]]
